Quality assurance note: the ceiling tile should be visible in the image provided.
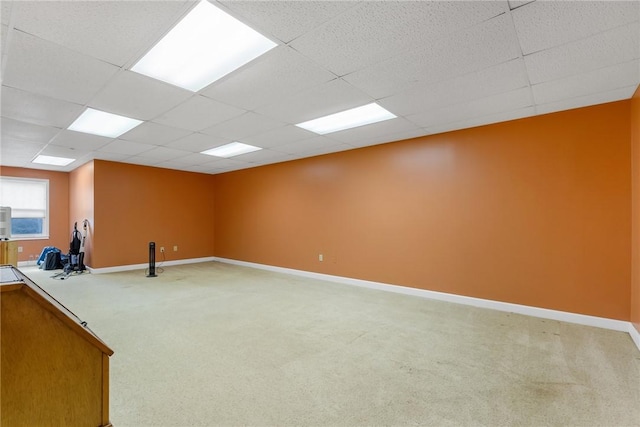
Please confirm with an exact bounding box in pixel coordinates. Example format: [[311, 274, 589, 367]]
[[119, 121, 193, 146], [3, 30, 120, 104], [536, 85, 638, 116], [343, 13, 522, 99], [99, 139, 155, 156], [254, 78, 372, 124], [407, 87, 534, 128], [1, 86, 84, 128], [165, 132, 228, 153], [0, 139, 44, 167], [513, 1, 639, 55], [532, 60, 640, 105], [218, 1, 356, 44], [201, 46, 336, 111], [233, 148, 294, 164], [49, 130, 113, 151], [137, 146, 191, 162], [1, 3, 13, 25], [328, 117, 423, 145], [345, 128, 430, 149], [201, 112, 285, 140], [11, 1, 193, 66], [524, 22, 639, 84], [1, 24, 8, 55], [1, 117, 60, 143], [426, 106, 536, 135], [90, 71, 193, 121], [158, 152, 214, 167], [508, 1, 535, 10], [274, 136, 346, 155], [290, 1, 508, 76], [242, 125, 316, 149], [154, 95, 246, 132], [89, 151, 129, 163], [379, 58, 529, 117]]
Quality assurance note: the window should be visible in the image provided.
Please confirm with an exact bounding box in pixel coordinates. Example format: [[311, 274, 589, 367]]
[[0, 177, 49, 239]]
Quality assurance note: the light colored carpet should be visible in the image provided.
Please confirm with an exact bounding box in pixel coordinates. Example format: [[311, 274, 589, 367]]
[[23, 262, 640, 427]]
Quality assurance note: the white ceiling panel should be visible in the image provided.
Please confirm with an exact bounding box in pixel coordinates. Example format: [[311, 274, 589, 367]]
[[345, 128, 431, 149], [10, 1, 193, 67], [218, 0, 356, 44], [0, 138, 44, 166], [49, 130, 113, 151], [408, 87, 534, 128], [201, 46, 336, 111], [513, 1, 639, 55], [3, 30, 119, 104], [90, 71, 193, 121], [160, 152, 216, 167], [243, 125, 316, 149], [425, 106, 536, 135], [328, 117, 422, 145], [154, 95, 246, 132], [136, 146, 192, 162], [1, 117, 59, 143], [532, 60, 640, 105], [508, 1, 535, 10], [1, 24, 8, 57], [119, 121, 193, 146], [98, 139, 155, 156], [1, 86, 83, 128], [274, 136, 344, 155], [201, 112, 286, 140], [525, 22, 640, 84], [1, 2, 13, 25], [165, 132, 228, 153], [290, 1, 507, 76], [343, 13, 522, 99], [379, 58, 529, 117], [536, 85, 639, 117], [88, 151, 129, 163], [254, 78, 372, 124], [234, 148, 294, 164]]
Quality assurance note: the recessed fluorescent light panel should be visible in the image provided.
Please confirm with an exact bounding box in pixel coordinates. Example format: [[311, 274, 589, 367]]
[[131, 1, 277, 92], [32, 155, 75, 166], [68, 108, 143, 138], [296, 102, 397, 135], [201, 142, 261, 158]]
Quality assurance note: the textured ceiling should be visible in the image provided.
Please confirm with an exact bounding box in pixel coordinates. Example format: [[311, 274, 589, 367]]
[[1, 0, 639, 174]]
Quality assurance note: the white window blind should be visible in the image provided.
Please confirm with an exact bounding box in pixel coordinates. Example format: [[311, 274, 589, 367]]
[[0, 177, 49, 237]]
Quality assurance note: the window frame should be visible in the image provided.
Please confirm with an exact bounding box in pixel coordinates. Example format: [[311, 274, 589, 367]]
[[0, 176, 50, 240]]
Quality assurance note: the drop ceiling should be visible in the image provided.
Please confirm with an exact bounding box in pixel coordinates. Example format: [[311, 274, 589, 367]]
[[1, 0, 639, 174]]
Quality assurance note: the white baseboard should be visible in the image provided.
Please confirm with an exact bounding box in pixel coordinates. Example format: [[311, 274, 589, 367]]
[[630, 323, 640, 351], [88, 256, 217, 274], [213, 257, 639, 352], [17, 260, 38, 267]]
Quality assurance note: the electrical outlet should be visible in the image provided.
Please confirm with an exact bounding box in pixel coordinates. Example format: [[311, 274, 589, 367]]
[[160, 247, 165, 253], [18, 246, 23, 253], [173, 245, 178, 252], [319, 254, 323, 262]]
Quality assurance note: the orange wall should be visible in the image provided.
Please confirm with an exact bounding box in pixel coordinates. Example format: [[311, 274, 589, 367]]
[[631, 87, 640, 333], [90, 160, 216, 268], [214, 101, 632, 320], [69, 161, 95, 267], [0, 166, 70, 262]]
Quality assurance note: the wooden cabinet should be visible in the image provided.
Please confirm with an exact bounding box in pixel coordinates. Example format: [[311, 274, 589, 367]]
[[0, 240, 18, 267], [0, 266, 114, 427]]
